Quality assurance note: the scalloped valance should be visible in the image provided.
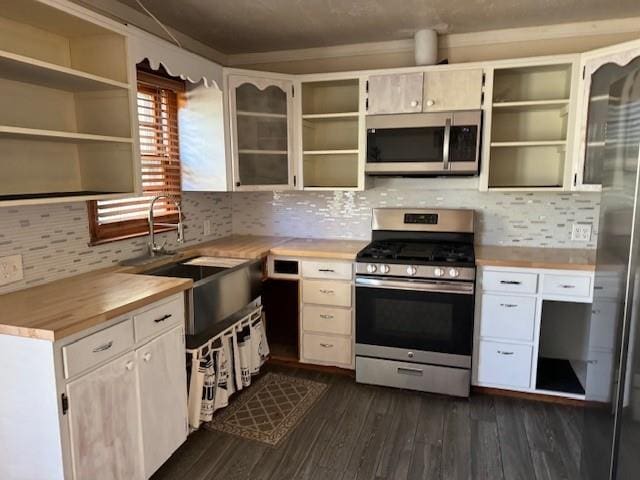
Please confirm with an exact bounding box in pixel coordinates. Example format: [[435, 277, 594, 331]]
[[126, 25, 223, 90]]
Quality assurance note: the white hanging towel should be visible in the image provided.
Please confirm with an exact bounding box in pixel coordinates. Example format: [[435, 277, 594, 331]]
[[232, 324, 243, 392], [236, 324, 252, 388], [212, 338, 229, 412], [187, 350, 204, 429], [199, 346, 216, 423], [222, 331, 236, 397], [250, 315, 270, 373]]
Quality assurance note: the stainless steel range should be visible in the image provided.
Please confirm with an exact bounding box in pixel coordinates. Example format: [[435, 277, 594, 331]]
[[355, 208, 475, 397]]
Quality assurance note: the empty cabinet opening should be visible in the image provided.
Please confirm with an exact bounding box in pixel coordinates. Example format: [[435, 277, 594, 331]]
[[302, 79, 359, 115], [262, 279, 299, 361], [536, 300, 592, 395]]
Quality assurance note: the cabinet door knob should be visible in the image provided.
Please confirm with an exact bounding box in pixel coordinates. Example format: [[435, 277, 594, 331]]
[[143, 352, 152, 362], [125, 361, 135, 371], [425, 99, 435, 107], [410, 100, 420, 108]]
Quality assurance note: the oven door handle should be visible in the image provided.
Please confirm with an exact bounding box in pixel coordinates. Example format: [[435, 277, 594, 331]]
[[355, 277, 474, 295]]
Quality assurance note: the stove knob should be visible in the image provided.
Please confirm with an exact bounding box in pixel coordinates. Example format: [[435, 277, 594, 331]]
[[380, 264, 390, 274], [449, 268, 460, 278], [406, 266, 417, 276], [366, 264, 377, 274], [434, 267, 445, 277]]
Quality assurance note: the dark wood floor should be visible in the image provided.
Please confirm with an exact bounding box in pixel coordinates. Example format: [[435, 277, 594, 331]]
[[152, 364, 584, 480]]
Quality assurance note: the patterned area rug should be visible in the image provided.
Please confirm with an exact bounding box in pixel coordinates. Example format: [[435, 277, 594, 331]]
[[205, 372, 327, 446]]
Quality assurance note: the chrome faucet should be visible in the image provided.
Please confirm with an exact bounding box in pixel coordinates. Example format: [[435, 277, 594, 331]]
[[148, 194, 185, 257]]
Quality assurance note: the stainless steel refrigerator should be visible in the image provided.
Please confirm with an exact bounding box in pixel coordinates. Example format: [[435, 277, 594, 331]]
[[581, 59, 640, 479]]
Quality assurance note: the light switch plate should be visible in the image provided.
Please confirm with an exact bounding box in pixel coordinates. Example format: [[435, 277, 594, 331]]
[[0, 254, 23, 286], [203, 219, 212, 236], [571, 223, 592, 242]]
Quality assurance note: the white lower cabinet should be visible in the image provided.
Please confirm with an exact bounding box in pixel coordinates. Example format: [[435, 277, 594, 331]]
[[477, 341, 533, 389], [137, 326, 188, 478], [298, 258, 354, 369], [66, 351, 143, 480], [0, 293, 189, 480], [474, 266, 595, 399]]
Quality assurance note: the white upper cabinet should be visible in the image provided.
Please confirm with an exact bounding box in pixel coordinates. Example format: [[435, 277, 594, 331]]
[[366, 72, 423, 114], [572, 39, 640, 191], [422, 68, 484, 112], [228, 74, 295, 190], [480, 57, 579, 191]]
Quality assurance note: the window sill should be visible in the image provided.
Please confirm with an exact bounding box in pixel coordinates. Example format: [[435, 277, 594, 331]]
[[88, 225, 177, 246]]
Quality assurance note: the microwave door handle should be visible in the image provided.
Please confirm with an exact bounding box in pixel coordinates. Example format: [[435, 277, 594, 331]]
[[443, 117, 451, 170]]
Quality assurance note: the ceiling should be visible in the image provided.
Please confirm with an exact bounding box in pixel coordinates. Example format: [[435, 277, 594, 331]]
[[120, 0, 640, 54]]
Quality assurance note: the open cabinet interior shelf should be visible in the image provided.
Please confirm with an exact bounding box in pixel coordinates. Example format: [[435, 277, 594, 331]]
[[0, 0, 136, 205], [535, 300, 591, 398], [488, 63, 573, 190], [301, 79, 361, 189]]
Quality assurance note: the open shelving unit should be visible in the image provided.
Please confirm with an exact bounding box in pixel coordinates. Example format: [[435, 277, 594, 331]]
[[301, 79, 363, 189], [487, 63, 573, 190], [0, 0, 137, 206]]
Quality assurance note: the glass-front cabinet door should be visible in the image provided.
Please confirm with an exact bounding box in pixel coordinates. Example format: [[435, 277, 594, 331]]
[[228, 75, 295, 190], [573, 40, 640, 191]]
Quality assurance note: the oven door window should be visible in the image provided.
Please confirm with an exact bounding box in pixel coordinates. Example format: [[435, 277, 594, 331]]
[[366, 127, 445, 163], [356, 285, 473, 356]]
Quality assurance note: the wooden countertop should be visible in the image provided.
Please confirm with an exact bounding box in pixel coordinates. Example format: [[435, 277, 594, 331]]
[[271, 238, 369, 260], [0, 272, 192, 341], [475, 245, 596, 271], [197, 234, 293, 259]]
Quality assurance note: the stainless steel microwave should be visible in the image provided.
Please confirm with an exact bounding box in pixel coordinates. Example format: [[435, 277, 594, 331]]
[[365, 110, 482, 176]]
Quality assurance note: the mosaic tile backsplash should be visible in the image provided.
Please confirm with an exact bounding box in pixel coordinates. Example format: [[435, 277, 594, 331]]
[[0, 179, 600, 294], [0, 192, 232, 294], [232, 180, 601, 249]]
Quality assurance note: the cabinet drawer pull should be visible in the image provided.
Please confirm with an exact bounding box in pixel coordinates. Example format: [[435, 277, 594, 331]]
[[397, 366, 423, 376], [500, 280, 522, 285], [594, 286, 604, 290], [560, 284, 575, 289], [92, 341, 113, 353], [318, 268, 335, 273], [497, 350, 514, 356], [154, 313, 172, 323], [319, 289, 335, 295], [319, 314, 334, 319], [319, 342, 334, 348], [500, 303, 518, 308]]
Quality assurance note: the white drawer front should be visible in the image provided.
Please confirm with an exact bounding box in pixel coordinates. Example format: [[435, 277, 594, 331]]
[[63, 319, 134, 379], [482, 270, 538, 294], [302, 305, 351, 335], [542, 274, 591, 298], [134, 294, 185, 343], [302, 333, 351, 366], [477, 340, 532, 389], [301, 260, 352, 280], [303, 279, 352, 307], [480, 294, 536, 342]]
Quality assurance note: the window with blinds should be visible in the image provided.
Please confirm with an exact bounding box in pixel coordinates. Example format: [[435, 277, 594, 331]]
[[88, 68, 185, 244]]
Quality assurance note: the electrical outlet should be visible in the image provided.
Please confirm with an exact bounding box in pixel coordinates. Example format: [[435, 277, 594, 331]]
[[571, 223, 592, 242], [0, 254, 23, 286], [203, 219, 212, 236]]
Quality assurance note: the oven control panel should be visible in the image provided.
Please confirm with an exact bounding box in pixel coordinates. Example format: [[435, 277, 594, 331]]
[[356, 263, 475, 281]]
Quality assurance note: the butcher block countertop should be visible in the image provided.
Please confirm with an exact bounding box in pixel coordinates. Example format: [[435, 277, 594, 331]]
[[271, 238, 369, 260], [475, 245, 596, 271], [0, 272, 192, 341]]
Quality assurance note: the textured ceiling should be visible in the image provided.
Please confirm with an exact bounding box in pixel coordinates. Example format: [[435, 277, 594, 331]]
[[119, 0, 640, 54]]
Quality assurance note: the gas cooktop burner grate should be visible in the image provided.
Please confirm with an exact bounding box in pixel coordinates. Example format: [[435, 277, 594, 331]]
[[357, 240, 475, 266]]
